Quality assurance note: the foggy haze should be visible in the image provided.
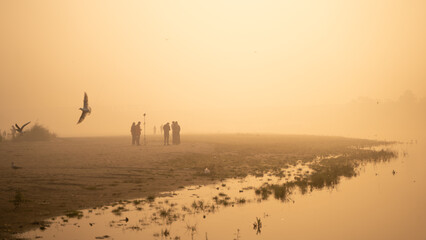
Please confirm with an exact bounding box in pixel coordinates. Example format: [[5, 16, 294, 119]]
[[2, 2, 426, 239], [1, 0, 425, 139]]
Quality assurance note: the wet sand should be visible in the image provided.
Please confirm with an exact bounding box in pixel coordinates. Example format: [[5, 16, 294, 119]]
[[0, 134, 387, 239]]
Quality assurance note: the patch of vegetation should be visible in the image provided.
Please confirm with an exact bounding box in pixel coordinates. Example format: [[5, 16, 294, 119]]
[[111, 206, 128, 216], [161, 228, 170, 237], [253, 217, 262, 234], [159, 208, 172, 218], [255, 187, 272, 200], [147, 195, 156, 202], [255, 148, 397, 201], [14, 124, 56, 141], [65, 210, 83, 219], [191, 200, 206, 211], [213, 194, 232, 206]]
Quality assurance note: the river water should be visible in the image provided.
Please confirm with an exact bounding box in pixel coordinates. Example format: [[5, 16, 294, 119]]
[[18, 142, 426, 240]]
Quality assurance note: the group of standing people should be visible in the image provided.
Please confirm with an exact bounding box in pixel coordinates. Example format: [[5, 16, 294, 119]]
[[130, 121, 142, 145], [130, 121, 181, 146], [162, 121, 181, 145]]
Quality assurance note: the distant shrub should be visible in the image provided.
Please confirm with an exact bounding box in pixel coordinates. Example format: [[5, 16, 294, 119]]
[[15, 124, 56, 141]]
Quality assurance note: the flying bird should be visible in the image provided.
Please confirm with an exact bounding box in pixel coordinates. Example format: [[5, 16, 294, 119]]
[[77, 92, 91, 124], [15, 122, 31, 133]]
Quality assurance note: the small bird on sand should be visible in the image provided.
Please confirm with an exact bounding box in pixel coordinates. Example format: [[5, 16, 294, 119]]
[[14, 122, 31, 133], [77, 92, 91, 124], [11, 162, 22, 170], [392, 170, 396, 175]]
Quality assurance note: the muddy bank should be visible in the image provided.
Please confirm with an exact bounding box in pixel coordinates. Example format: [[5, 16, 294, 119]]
[[0, 134, 392, 239]]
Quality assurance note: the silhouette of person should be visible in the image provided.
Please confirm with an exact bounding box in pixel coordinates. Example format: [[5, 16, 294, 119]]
[[163, 122, 170, 146], [160, 124, 163, 135], [131, 122, 136, 145], [135, 122, 142, 145], [171, 121, 176, 145], [153, 126, 157, 135], [175, 121, 181, 145]]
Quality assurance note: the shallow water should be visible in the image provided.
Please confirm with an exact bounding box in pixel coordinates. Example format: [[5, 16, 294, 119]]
[[18, 142, 426, 240]]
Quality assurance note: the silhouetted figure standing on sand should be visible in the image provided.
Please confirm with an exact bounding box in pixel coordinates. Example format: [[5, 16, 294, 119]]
[[160, 124, 163, 135], [163, 123, 170, 146], [135, 122, 142, 145], [175, 121, 181, 145], [171, 121, 176, 144], [171, 121, 181, 145], [131, 122, 136, 145]]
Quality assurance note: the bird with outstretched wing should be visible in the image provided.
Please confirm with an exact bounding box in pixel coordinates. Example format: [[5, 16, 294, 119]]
[[77, 92, 91, 124], [15, 121, 31, 133]]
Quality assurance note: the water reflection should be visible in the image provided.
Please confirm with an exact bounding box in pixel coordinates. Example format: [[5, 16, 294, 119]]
[[18, 143, 426, 240]]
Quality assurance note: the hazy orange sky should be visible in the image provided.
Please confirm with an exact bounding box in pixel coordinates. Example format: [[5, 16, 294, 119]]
[[1, 0, 425, 138]]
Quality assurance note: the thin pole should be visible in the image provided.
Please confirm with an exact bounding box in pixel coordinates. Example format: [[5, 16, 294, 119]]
[[143, 113, 146, 145]]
